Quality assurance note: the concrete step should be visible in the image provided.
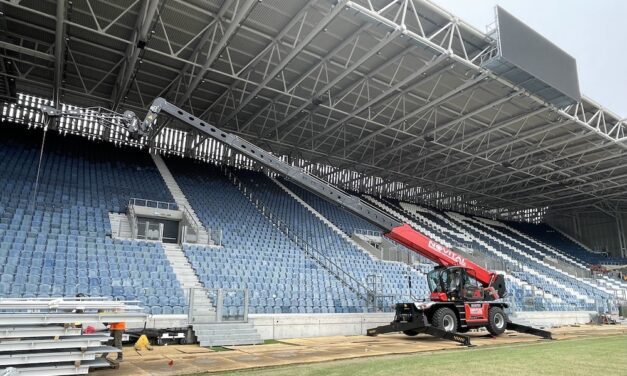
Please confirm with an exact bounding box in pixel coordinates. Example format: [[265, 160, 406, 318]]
[[194, 328, 258, 336], [198, 337, 263, 347], [193, 322, 263, 347]]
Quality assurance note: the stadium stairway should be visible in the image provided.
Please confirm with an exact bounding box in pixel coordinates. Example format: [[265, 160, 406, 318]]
[[161, 244, 217, 325], [108, 213, 132, 239], [150, 157, 262, 346], [163, 246, 262, 347], [162, 243, 204, 293], [151, 153, 209, 244]]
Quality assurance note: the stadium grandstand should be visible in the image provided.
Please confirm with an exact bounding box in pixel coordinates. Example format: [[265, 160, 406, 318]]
[[0, 0, 626, 373]]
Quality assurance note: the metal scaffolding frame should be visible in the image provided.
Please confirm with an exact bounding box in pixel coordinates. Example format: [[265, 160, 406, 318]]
[[0, 0, 625, 220]]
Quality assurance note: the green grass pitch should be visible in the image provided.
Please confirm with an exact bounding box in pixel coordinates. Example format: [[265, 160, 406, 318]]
[[192, 335, 627, 376]]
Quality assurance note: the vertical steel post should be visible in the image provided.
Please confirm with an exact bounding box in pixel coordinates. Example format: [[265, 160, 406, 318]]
[[188, 287, 194, 324], [243, 289, 249, 322], [217, 289, 223, 322]]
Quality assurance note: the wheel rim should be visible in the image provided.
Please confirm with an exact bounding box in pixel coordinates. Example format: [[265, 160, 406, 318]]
[[443, 314, 455, 332], [494, 312, 505, 329]]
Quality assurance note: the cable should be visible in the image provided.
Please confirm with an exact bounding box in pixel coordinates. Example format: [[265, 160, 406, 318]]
[[30, 123, 48, 212]]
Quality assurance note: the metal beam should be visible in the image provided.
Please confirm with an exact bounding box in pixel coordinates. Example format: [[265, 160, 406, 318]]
[[191, 0, 320, 130], [53, 0, 65, 106], [259, 27, 403, 139], [418, 109, 553, 177], [369, 92, 527, 173], [515, 170, 627, 202], [238, 22, 373, 134], [450, 131, 595, 189], [0, 41, 54, 61], [547, 188, 627, 210], [217, 0, 348, 127], [301, 53, 449, 150], [322, 72, 487, 160], [480, 153, 626, 197], [158, 4, 227, 102], [177, 0, 257, 106], [111, 0, 159, 110]]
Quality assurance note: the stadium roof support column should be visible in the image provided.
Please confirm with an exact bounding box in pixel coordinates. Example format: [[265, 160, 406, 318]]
[[177, 0, 258, 107], [218, 0, 349, 127], [53, 0, 65, 107], [111, 0, 160, 110]]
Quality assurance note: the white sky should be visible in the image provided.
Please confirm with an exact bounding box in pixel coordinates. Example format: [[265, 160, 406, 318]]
[[433, 0, 627, 118]]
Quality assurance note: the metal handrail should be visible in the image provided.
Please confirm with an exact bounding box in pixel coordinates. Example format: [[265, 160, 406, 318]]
[[187, 287, 249, 323], [128, 197, 178, 211], [181, 204, 203, 233], [354, 228, 382, 237]]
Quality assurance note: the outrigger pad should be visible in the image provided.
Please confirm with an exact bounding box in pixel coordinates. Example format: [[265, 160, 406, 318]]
[[366, 322, 472, 346], [506, 321, 553, 339]]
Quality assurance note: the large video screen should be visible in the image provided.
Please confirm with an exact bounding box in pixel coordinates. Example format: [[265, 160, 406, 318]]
[[497, 6, 581, 103]]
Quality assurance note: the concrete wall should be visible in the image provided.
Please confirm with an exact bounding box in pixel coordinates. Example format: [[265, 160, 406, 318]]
[[248, 313, 394, 340], [512, 311, 595, 328], [136, 311, 596, 338], [133, 206, 182, 221]]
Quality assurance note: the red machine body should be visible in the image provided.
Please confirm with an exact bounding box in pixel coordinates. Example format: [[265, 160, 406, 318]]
[[385, 224, 496, 287]]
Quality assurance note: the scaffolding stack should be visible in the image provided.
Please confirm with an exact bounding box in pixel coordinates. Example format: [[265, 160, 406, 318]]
[[0, 298, 147, 375]]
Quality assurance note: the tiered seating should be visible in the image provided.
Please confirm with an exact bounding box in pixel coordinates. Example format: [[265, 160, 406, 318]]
[[164, 158, 366, 314], [278, 178, 380, 236], [367, 196, 619, 311], [508, 221, 627, 265], [283, 181, 434, 266], [233, 170, 428, 303], [0, 124, 185, 314]]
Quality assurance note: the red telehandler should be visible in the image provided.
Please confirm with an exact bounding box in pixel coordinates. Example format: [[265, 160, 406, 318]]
[[42, 98, 552, 346]]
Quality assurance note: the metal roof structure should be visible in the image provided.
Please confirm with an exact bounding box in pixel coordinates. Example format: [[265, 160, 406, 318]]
[[1, 0, 626, 220]]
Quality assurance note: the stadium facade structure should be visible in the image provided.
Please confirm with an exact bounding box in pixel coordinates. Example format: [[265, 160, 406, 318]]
[[0, 0, 626, 330]]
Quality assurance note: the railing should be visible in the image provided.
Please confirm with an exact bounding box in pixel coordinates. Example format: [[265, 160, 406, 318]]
[[207, 228, 223, 246], [381, 237, 432, 266], [127, 203, 138, 239], [188, 287, 249, 323], [353, 228, 382, 237], [223, 167, 382, 310], [128, 197, 178, 211]]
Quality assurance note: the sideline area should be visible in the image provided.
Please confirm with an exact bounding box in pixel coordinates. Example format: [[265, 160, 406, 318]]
[[91, 325, 626, 375]]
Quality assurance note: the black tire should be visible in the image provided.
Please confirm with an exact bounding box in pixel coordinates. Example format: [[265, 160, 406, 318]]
[[431, 307, 458, 333], [403, 330, 420, 336], [486, 306, 508, 336]]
